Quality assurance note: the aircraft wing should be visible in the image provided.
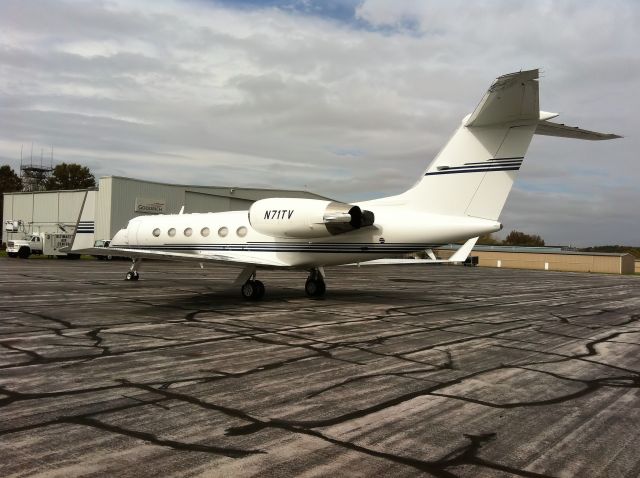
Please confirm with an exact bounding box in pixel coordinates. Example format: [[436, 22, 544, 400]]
[[346, 237, 479, 266], [72, 246, 290, 268]]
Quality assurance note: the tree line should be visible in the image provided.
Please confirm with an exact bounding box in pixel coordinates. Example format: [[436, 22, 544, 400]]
[[479, 230, 545, 247], [480, 231, 639, 258], [0, 163, 95, 193]]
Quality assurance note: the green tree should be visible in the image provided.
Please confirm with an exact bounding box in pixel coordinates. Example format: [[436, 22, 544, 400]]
[[478, 233, 500, 245], [1, 165, 23, 241], [503, 230, 545, 247], [45, 162, 96, 190]]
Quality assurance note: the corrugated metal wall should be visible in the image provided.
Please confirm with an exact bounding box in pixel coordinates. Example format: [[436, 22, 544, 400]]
[[4, 176, 329, 243], [94, 177, 112, 241], [2, 190, 88, 243], [436, 248, 634, 274], [103, 177, 327, 240]]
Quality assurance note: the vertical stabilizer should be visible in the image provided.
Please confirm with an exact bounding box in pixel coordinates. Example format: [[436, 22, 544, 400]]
[[401, 69, 540, 221], [70, 190, 97, 251]]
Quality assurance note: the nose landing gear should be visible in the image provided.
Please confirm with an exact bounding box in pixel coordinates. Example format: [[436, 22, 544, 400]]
[[125, 259, 141, 281]]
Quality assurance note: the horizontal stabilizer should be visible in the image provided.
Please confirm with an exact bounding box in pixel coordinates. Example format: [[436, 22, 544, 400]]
[[535, 120, 622, 140]]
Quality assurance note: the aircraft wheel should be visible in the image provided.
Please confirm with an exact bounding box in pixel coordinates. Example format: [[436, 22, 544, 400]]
[[132, 271, 139, 281], [254, 280, 265, 299], [125, 271, 139, 281], [242, 280, 264, 300], [305, 278, 326, 297], [241, 280, 255, 299]]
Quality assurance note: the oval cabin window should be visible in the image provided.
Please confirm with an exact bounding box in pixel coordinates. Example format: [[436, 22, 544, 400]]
[[184, 227, 193, 237], [168, 228, 176, 237], [152, 228, 161, 237], [201, 227, 210, 237], [236, 226, 247, 237], [218, 227, 228, 237]]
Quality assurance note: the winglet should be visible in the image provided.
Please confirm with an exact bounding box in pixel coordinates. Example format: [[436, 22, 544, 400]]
[[449, 237, 479, 263]]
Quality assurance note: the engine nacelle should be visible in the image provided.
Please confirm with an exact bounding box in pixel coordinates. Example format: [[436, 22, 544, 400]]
[[248, 198, 374, 239]]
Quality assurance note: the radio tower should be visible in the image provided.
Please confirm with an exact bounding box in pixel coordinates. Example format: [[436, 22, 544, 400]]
[[20, 144, 54, 191]]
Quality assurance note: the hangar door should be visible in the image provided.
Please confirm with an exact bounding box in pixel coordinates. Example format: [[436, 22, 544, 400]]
[[184, 191, 252, 214]]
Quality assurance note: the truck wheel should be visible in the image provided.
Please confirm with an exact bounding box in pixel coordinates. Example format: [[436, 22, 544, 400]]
[[18, 247, 31, 259], [7, 252, 17, 258]]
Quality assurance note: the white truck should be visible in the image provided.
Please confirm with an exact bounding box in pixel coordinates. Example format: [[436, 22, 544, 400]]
[[6, 233, 78, 259]]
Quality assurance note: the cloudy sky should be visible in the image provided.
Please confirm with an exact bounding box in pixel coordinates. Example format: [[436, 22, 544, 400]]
[[1, 0, 638, 245]]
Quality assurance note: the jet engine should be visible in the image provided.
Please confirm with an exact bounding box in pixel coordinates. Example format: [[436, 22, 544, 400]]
[[248, 198, 374, 239]]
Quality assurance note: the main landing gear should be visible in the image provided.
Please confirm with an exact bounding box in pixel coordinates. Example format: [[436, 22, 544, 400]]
[[125, 259, 141, 281], [236, 266, 265, 300], [234, 266, 327, 300], [305, 268, 326, 298], [241, 277, 265, 300]]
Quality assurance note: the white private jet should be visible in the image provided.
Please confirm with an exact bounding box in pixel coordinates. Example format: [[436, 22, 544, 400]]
[[70, 69, 620, 299]]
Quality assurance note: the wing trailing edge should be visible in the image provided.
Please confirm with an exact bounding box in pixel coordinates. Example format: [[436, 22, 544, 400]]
[[347, 237, 479, 266], [535, 120, 622, 140]]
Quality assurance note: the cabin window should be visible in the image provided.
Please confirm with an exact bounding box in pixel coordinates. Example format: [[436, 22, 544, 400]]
[[218, 226, 228, 237], [168, 228, 176, 237], [184, 227, 193, 237], [152, 228, 161, 237], [201, 227, 210, 237], [236, 226, 247, 237]]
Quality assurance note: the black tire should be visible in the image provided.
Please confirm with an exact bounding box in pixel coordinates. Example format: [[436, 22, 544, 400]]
[[241, 281, 255, 299], [132, 272, 139, 281], [125, 271, 135, 281], [305, 278, 326, 297], [254, 280, 265, 299], [7, 252, 17, 258], [106, 255, 113, 261], [317, 279, 326, 296], [18, 247, 31, 259]]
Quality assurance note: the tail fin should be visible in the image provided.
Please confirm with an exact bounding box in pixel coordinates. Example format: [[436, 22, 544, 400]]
[[69, 190, 97, 252], [402, 69, 540, 221], [400, 69, 620, 221]]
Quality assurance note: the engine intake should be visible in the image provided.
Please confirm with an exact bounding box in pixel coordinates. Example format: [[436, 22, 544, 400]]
[[248, 198, 374, 239]]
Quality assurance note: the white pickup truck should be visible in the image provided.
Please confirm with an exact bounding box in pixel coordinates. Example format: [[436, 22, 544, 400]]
[[6, 233, 77, 259]]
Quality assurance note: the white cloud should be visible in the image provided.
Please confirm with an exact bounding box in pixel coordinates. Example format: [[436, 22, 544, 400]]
[[0, 0, 638, 245]]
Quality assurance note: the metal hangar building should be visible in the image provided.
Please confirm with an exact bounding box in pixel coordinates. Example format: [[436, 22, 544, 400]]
[[2, 175, 329, 244]]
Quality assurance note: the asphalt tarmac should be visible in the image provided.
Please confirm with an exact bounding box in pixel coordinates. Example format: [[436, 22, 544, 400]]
[[1, 257, 639, 477]]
